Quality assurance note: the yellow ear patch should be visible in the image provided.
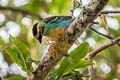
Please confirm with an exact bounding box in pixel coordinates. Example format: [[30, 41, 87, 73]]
[[39, 26, 43, 33], [38, 26, 44, 34]]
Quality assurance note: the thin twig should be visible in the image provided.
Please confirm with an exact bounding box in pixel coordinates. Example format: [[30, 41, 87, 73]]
[[90, 27, 120, 47], [101, 14, 110, 36], [88, 25, 120, 80], [69, 0, 75, 16], [86, 36, 120, 80], [87, 56, 94, 80], [90, 27, 113, 39], [101, 10, 120, 14], [87, 25, 95, 80], [92, 22, 99, 24], [0, 6, 42, 20], [88, 37, 120, 58]]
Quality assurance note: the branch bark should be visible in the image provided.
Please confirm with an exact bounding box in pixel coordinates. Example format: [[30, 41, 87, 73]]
[[69, 0, 75, 16], [90, 27, 120, 47], [29, 0, 109, 80], [66, 0, 109, 42], [86, 36, 120, 80], [101, 14, 110, 36], [101, 10, 120, 14], [88, 37, 120, 58], [90, 27, 113, 39]]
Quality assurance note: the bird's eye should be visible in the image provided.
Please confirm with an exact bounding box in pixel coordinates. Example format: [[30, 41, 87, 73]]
[[32, 23, 38, 36]]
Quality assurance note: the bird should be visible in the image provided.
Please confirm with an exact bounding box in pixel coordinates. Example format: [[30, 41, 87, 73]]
[[32, 16, 75, 43]]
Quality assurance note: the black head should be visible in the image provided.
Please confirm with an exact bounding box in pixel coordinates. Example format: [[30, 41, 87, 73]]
[[32, 23, 43, 43], [32, 23, 38, 37]]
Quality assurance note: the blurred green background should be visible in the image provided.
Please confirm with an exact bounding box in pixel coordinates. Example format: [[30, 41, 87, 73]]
[[0, 0, 120, 80]]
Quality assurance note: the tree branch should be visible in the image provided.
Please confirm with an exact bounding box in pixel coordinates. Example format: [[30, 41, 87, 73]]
[[90, 27, 120, 47], [69, 0, 75, 16], [88, 36, 120, 58], [66, 0, 109, 42], [0, 6, 42, 20], [101, 10, 120, 14], [90, 27, 113, 39], [101, 14, 110, 36], [86, 36, 120, 80], [29, 0, 109, 80]]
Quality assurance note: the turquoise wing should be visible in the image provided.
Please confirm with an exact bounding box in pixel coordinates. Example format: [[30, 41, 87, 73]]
[[40, 16, 75, 35]]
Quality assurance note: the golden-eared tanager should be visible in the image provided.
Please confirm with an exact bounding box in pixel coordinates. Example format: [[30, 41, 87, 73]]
[[32, 16, 74, 43]]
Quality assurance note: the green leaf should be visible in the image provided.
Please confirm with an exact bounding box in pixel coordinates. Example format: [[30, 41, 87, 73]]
[[48, 68, 59, 80], [5, 47, 23, 66], [49, 73, 57, 80], [75, 59, 94, 68], [5, 76, 25, 80], [0, 39, 6, 45], [70, 42, 90, 64], [57, 58, 71, 78], [9, 36, 31, 59], [12, 47, 27, 71], [57, 42, 90, 79], [5, 46, 29, 74], [5, 36, 33, 75]]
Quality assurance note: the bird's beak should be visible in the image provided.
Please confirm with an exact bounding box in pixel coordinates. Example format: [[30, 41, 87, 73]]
[[38, 32, 42, 43]]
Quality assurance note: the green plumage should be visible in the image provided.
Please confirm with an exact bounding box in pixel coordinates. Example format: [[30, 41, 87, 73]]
[[32, 16, 75, 43], [40, 16, 74, 35]]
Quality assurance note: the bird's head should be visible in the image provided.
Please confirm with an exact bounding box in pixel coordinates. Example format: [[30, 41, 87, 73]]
[[32, 23, 44, 43]]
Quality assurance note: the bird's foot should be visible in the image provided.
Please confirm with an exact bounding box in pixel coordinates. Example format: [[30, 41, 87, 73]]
[[63, 53, 70, 57], [43, 38, 55, 45]]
